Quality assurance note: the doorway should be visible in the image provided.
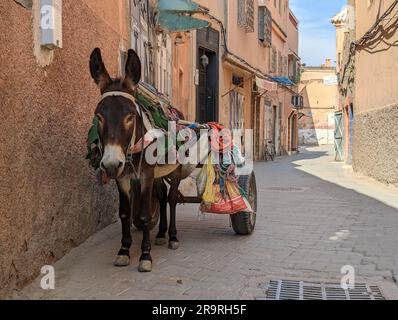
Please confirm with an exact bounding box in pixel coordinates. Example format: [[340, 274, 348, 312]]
[[334, 111, 344, 162], [253, 96, 261, 160], [272, 105, 280, 155], [196, 27, 219, 123], [347, 104, 354, 164], [197, 48, 218, 123], [288, 112, 298, 153]]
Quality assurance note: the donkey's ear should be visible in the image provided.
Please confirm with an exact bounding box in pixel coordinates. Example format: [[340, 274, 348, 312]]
[[90, 48, 111, 92], [123, 49, 141, 90]]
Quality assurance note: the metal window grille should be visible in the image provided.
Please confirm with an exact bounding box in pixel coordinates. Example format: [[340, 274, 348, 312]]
[[229, 91, 245, 130], [238, 0, 255, 33]]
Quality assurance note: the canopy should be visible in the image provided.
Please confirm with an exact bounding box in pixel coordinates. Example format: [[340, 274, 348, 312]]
[[157, 12, 209, 32], [270, 76, 296, 86], [156, 0, 209, 32], [256, 76, 278, 91], [158, 0, 200, 12]]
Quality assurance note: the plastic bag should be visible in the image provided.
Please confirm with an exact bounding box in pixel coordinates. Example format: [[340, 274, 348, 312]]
[[201, 180, 252, 214], [196, 164, 208, 197], [202, 156, 217, 205]]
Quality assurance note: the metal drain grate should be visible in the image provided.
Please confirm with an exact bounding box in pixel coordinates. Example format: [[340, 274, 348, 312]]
[[263, 280, 385, 300]]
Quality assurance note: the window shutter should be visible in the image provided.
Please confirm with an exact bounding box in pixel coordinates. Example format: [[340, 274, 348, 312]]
[[238, 0, 254, 33], [258, 7, 265, 42], [264, 7, 272, 46]]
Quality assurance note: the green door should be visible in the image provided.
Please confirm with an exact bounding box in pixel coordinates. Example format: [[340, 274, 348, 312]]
[[334, 112, 344, 162]]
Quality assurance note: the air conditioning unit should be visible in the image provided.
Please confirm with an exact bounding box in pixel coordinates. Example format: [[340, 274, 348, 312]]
[[292, 95, 304, 109], [40, 0, 63, 49]]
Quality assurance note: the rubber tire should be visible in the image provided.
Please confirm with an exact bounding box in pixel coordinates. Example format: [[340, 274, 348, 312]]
[[133, 199, 160, 231], [230, 172, 257, 235]]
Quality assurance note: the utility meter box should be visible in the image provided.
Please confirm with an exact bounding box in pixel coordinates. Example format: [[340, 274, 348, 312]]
[[40, 0, 62, 49]]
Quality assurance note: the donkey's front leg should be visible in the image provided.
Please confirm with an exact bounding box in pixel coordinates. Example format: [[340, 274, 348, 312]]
[[168, 174, 181, 250], [155, 179, 168, 246], [138, 178, 154, 272], [114, 176, 132, 267]]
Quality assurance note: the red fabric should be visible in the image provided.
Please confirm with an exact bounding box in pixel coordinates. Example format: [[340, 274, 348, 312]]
[[201, 181, 249, 215], [208, 122, 233, 154]]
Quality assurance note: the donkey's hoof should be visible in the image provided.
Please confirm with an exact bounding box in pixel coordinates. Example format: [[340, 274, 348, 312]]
[[138, 260, 152, 272], [155, 238, 167, 246], [114, 255, 130, 267], [168, 241, 180, 250]]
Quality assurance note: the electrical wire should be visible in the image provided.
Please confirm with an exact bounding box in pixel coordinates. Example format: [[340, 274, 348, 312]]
[[341, 0, 398, 84]]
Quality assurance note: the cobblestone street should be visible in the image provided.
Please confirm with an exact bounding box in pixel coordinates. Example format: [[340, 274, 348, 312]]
[[15, 146, 398, 300]]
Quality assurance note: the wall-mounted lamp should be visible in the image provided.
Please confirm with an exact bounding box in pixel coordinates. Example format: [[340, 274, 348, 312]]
[[175, 34, 184, 46]]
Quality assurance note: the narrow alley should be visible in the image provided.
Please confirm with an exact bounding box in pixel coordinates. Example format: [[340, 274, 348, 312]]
[[15, 147, 398, 300]]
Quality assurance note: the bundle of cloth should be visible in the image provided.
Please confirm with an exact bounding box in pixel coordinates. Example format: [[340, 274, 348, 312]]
[[196, 123, 252, 215]]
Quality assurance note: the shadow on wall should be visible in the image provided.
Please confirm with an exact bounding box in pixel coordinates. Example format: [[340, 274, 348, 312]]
[[357, 9, 398, 55]]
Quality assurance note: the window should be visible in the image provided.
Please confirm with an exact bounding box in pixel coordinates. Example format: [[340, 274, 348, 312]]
[[258, 6, 272, 46], [229, 91, 245, 131], [238, 0, 254, 32]]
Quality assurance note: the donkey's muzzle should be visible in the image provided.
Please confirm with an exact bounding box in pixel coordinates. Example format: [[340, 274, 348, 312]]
[[100, 145, 126, 179], [101, 161, 124, 179]]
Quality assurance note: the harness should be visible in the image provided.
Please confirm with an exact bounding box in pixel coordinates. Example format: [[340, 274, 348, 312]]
[[100, 91, 151, 180]]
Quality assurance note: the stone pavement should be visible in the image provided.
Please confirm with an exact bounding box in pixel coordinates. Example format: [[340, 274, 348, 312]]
[[14, 146, 398, 299]]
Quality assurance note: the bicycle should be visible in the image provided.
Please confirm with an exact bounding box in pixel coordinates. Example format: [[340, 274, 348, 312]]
[[264, 140, 276, 162]]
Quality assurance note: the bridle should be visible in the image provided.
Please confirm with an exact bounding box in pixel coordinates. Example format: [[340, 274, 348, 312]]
[[99, 91, 146, 180]]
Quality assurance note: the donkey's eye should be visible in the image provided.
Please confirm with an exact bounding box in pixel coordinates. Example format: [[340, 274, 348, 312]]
[[126, 115, 135, 123]]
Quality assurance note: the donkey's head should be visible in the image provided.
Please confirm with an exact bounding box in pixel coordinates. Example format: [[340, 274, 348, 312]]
[[90, 48, 141, 179]]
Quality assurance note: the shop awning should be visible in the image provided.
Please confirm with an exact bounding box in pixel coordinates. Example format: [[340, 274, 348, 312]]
[[158, 0, 201, 12], [256, 76, 278, 91], [157, 0, 209, 32], [270, 76, 296, 86]]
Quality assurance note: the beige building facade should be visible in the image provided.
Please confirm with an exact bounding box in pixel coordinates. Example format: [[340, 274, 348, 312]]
[[190, 0, 300, 159], [299, 65, 338, 146]]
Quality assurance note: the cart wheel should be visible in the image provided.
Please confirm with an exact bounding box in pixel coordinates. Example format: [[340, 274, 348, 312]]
[[230, 172, 257, 235], [133, 199, 160, 231]]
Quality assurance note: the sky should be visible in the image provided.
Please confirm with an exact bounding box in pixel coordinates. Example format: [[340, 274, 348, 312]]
[[290, 0, 347, 66]]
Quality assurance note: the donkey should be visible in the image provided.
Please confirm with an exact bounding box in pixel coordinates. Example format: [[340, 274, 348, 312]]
[[89, 48, 184, 272]]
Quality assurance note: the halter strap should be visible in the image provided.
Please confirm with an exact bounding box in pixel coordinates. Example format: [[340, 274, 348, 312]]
[[101, 91, 153, 132], [101, 91, 137, 104]]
